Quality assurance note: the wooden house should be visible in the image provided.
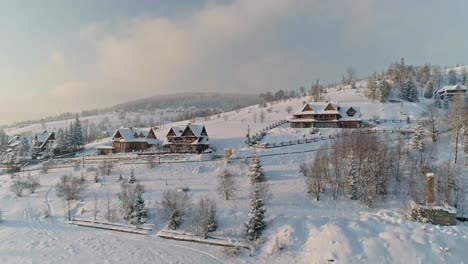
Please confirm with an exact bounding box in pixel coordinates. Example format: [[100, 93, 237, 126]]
[[111, 127, 159, 153], [290, 102, 361, 128], [163, 124, 209, 154], [435, 84, 467, 100]]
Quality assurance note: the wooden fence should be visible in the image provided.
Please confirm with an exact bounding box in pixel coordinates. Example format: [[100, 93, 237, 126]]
[[256, 128, 412, 149]]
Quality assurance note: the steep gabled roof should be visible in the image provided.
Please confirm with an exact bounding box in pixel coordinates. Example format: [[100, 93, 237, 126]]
[[295, 102, 340, 115], [34, 131, 55, 148], [112, 127, 159, 144]]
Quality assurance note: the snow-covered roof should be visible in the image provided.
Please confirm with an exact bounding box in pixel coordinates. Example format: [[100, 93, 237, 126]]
[[187, 124, 206, 138], [294, 102, 340, 115], [112, 127, 158, 144], [436, 84, 467, 94], [34, 132, 54, 148], [167, 126, 185, 137], [294, 102, 361, 121]]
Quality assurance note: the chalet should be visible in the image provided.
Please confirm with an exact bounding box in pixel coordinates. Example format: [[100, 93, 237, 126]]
[[32, 131, 56, 154], [435, 84, 467, 100], [111, 127, 159, 153], [290, 102, 361, 128], [163, 124, 209, 154]]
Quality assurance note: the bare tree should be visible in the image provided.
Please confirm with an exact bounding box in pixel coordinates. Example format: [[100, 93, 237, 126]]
[[117, 182, 144, 220], [55, 175, 86, 221], [346, 67, 355, 85], [301, 150, 327, 201], [26, 174, 40, 193], [193, 196, 217, 238], [423, 104, 441, 143], [10, 177, 26, 197], [161, 190, 191, 229], [93, 193, 98, 221], [260, 110, 266, 123], [217, 169, 237, 200], [447, 95, 466, 163]]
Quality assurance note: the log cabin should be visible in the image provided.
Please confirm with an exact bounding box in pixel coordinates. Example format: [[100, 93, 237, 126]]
[[32, 131, 56, 154], [290, 102, 361, 128], [163, 124, 209, 154], [111, 127, 159, 153]]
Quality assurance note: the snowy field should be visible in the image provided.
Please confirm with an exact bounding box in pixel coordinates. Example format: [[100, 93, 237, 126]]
[[1, 86, 468, 263]]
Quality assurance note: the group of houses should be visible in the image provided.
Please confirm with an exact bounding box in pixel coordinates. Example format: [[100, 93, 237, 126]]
[[5, 131, 56, 160], [99, 123, 210, 155]]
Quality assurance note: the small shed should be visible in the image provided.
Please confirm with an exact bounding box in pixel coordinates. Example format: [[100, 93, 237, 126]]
[[97, 146, 116, 155]]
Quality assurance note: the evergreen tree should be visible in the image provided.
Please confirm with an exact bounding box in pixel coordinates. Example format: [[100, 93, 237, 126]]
[[347, 156, 358, 200], [376, 79, 391, 102], [71, 116, 85, 150], [18, 137, 31, 157], [0, 129, 8, 152], [244, 184, 266, 241], [434, 95, 442, 108], [423, 81, 434, 98], [400, 77, 419, 102], [248, 156, 265, 183], [448, 69, 458, 85], [443, 96, 449, 109], [410, 124, 424, 151], [129, 169, 136, 184], [130, 189, 146, 224]]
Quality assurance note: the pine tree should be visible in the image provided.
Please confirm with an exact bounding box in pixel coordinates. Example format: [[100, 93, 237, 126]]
[[347, 156, 358, 200], [18, 137, 31, 157], [130, 190, 146, 224], [244, 184, 266, 241], [423, 81, 434, 98], [400, 78, 419, 102], [129, 169, 136, 184], [71, 116, 85, 150], [410, 124, 424, 151], [248, 156, 265, 183], [434, 95, 442, 108], [0, 129, 8, 152], [443, 96, 449, 109], [376, 79, 391, 102]]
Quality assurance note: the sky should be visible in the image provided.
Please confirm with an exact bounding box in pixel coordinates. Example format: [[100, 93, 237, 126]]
[[1, 0, 468, 125]]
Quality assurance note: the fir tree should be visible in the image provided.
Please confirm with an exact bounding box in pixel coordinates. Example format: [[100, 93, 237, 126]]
[[248, 156, 265, 183], [347, 155, 358, 200], [410, 124, 424, 151], [244, 184, 266, 241], [400, 78, 419, 102], [129, 169, 136, 184], [443, 96, 449, 109], [434, 95, 442, 108], [130, 189, 146, 224]]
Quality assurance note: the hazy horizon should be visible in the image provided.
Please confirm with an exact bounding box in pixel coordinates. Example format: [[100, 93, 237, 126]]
[[1, 0, 468, 124]]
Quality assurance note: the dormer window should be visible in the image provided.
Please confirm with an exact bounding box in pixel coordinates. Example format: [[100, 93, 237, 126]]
[[347, 107, 356, 117]]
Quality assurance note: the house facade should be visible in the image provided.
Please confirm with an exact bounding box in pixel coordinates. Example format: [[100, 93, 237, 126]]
[[32, 131, 56, 154], [163, 124, 209, 153], [435, 84, 467, 100], [290, 102, 361, 128], [111, 127, 159, 153]]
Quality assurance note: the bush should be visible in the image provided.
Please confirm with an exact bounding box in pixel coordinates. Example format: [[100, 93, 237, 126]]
[[222, 246, 240, 258], [161, 190, 191, 230], [10, 178, 26, 197], [26, 175, 40, 193]]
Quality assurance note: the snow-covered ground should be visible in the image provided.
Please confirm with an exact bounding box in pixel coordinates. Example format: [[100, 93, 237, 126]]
[[1, 86, 467, 263]]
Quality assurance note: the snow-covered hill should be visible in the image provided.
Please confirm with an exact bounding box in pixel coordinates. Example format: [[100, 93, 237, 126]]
[[0, 85, 467, 264]]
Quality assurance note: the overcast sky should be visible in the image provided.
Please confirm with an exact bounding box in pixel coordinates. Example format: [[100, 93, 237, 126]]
[[1, 0, 467, 124]]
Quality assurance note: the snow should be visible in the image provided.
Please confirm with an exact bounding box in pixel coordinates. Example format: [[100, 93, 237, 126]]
[[0, 85, 467, 263]]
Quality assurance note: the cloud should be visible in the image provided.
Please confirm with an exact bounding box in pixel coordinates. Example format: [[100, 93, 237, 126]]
[[50, 49, 65, 65], [38, 0, 467, 114]]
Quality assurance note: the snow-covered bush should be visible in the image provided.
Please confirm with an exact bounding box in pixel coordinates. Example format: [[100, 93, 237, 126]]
[[192, 196, 217, 238], [161, 189, 191, 230], [10, 177, 26, 197], [266, 226, 292, 255], [222, 246, 240, 258], [26, 174, 40, 193], [117, 182, 146, 223]]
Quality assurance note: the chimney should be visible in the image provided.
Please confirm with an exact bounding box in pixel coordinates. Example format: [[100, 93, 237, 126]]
[[426, 173, 435, 205]]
